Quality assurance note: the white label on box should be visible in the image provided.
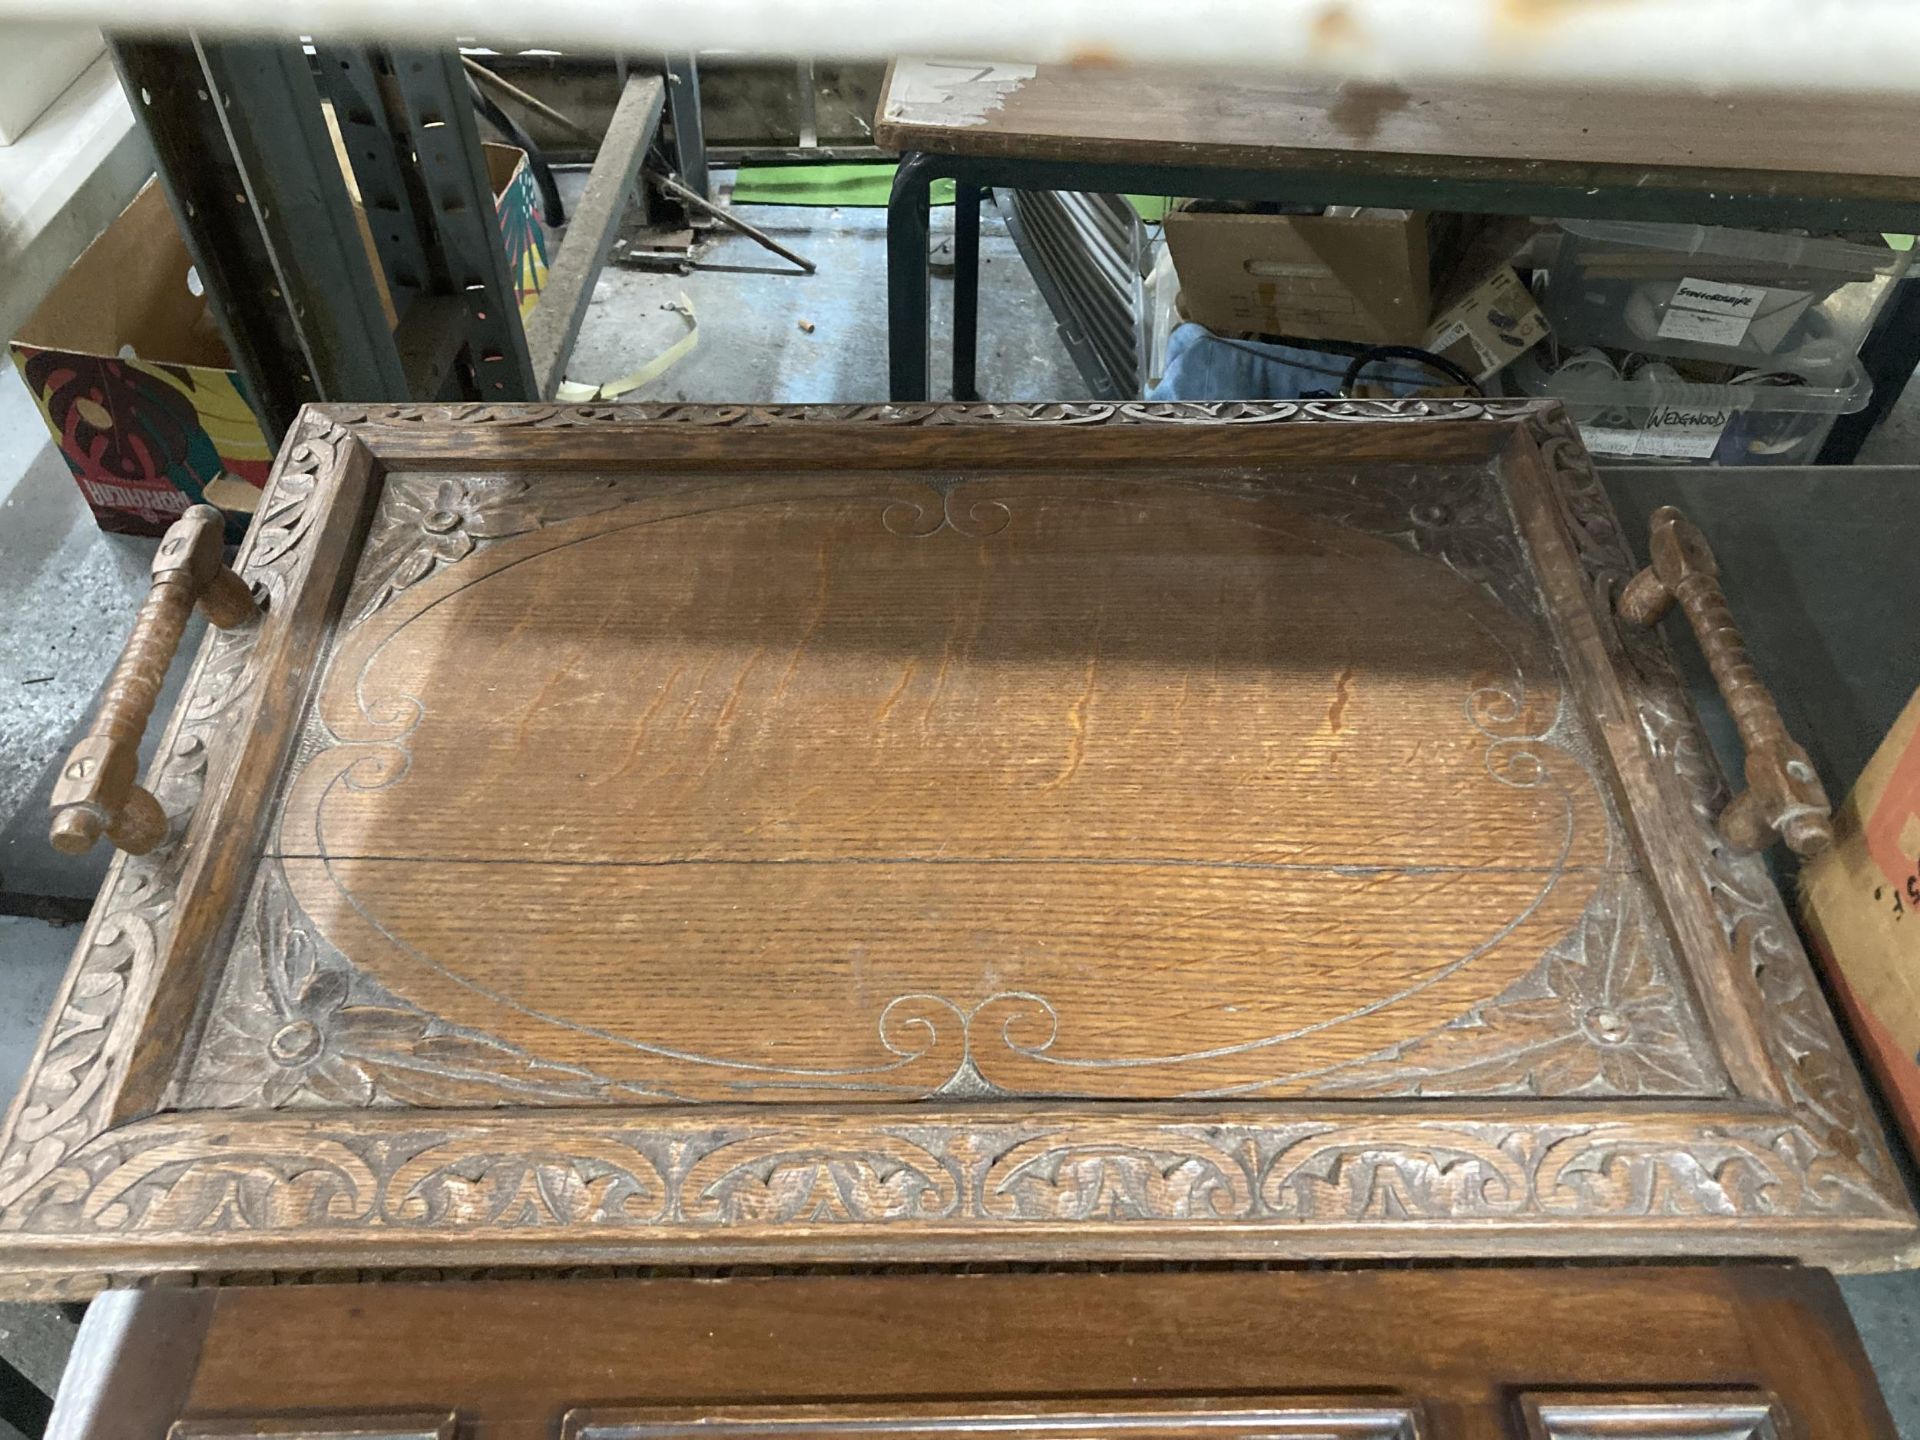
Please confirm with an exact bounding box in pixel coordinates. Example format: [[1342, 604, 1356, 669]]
[[1578, 406, 1731, 461], [1656, 307, 1753, 345], [1668, 276, 1768, 317], [1634, 404, 1732, 459], [1656, 275, 1768, 345], [1580, 427, 1643, 457]]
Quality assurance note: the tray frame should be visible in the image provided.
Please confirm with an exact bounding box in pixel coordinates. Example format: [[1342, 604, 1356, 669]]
[[0, 399, 1908, 1297]]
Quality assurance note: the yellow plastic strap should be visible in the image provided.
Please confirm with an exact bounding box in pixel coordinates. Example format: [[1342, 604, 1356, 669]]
[[555, 293, 699, 402]]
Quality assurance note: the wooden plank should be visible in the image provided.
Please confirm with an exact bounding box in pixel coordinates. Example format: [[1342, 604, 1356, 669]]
[[874, 61, 1920, 193], [339, 404, 1520, 473], [210, 461, 1664, 1105], [526, 73, 666, 399]]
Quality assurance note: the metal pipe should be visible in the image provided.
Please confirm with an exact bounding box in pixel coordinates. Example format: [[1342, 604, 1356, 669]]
[[646, 168, 817, 274], [461, 55, 599, 145]]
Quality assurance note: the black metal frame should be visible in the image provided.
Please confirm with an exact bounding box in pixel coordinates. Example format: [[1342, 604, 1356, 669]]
[[887, 149, 1920, 461]]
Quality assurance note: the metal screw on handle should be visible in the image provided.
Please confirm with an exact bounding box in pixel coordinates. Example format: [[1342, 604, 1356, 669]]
[[48, 506, 259, 857], [1618, 505, 1834, 858]]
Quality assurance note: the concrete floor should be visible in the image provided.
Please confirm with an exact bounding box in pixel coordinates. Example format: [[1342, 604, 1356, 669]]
[[0, 193, 1916, 1431], [565, 198, 1087, 403]]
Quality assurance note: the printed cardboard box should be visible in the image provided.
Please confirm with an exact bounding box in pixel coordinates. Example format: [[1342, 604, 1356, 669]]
[[489, 142, 549, 324], [1801, 688, 1920, 1161], [10, 143, 546, 539], [1422, 263, 1550, 383]]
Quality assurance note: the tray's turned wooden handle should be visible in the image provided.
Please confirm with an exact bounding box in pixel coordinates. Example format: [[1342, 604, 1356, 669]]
[[1618, 505, 1833, 858], [49, 506, 259, 857]]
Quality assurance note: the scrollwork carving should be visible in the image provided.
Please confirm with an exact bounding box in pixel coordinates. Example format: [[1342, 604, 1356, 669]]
[[0, 1104, 1893, 1249], [321, 399, 1541, 431]]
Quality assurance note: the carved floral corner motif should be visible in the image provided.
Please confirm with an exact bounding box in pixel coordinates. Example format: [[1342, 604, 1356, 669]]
[[345, 475, 540, 626], [185, 864, 633, 1110], [1314, 874, 1721, 1098]]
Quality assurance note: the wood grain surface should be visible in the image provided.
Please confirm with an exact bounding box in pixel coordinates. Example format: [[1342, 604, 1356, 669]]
[[875, 60, 1920, 189], [196, 465, 1671, 1104], [86, 1267, 1892, 1440]]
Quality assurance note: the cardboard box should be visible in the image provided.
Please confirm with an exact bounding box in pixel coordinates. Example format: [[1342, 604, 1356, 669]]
[[10, 143, 547, 539], [1800, 689, 1920, 1160], [1164, 206, 1463, 347], [1423, 262, 1550, 382], [487, 143, 550, 325]]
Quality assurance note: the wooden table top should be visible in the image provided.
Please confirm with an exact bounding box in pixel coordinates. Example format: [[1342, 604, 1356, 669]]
[[875, 60, 1920, 192]]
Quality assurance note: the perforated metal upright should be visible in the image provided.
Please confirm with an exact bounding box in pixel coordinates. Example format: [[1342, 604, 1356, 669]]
[[332, 47, 539, 402], [107, 36, 543, 442]]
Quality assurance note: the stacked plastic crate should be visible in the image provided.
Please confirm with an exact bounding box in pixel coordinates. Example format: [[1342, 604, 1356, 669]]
[[1510, 220, 1909, 465]]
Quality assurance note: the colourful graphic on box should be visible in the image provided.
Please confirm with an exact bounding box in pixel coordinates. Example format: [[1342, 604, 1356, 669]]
[[10, 348, 272, 541], [12, 147, 543, 540], [497, 155, 549, 320]]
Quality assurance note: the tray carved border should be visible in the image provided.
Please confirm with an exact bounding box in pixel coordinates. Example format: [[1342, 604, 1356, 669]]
[[0, 400, 1907, 1293]]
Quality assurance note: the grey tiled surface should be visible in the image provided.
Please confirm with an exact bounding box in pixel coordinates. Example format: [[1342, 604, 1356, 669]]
[[1844, 1270, 1920, 1436]]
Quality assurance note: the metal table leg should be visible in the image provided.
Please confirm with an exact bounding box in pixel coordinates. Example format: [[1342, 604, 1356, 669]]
[[952, 181, 982, 401], [887, 152, 939, 402]]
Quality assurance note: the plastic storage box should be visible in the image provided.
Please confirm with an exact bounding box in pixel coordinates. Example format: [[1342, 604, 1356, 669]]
[[1506, 349, 1872, 466], [1542, 219, 1909, 378]]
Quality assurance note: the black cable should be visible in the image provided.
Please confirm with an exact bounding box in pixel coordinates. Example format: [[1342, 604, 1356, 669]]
[[467, 77, 567, 228], [1340, 343, 1483, 398]]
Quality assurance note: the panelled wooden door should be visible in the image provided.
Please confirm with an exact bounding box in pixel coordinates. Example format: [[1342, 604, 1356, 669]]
[[0, 400, 1910, 1293], [49, 1268, 1899, 1440]]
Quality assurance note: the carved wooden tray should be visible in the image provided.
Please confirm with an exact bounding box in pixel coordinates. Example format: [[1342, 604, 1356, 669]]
[[2, 401, 1910, 1294]]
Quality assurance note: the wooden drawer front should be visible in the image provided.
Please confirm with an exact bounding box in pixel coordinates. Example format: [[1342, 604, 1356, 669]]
[[173, 1420, 457, 1440], [48, 1268, 1893, 1440]]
